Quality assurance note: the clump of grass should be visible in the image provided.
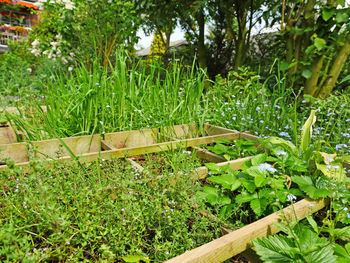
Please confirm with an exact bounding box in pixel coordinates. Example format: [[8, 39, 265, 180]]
[[0, 156, 221, 262], [8, 51, 207, 140]]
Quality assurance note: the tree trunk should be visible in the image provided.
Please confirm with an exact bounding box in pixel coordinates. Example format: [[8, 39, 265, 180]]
[[196, 6, 207, 69], [303, 55, 324, 96], [317, 33, 350, 98], [233, 0, 248, 70], [165, 20, 172, 50]]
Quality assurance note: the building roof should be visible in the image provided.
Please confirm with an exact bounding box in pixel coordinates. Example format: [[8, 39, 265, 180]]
[[136, 39, 188, 57]]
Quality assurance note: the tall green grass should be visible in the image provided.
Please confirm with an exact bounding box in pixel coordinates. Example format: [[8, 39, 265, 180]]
[[8, 51, 206, 140]]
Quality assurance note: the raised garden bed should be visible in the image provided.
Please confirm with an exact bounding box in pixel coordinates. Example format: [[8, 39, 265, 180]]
[[1, 121, 344, 262], [165, 156, 327, 262], [0, 124, 241, 170]]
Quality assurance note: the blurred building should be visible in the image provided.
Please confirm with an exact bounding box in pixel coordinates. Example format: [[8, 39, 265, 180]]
[[0, 0, 39, 53]]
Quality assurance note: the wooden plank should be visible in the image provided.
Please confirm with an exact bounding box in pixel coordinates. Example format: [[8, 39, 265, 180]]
[[104, 128, 160, 149], [79, 132, 241, 162], [204, 124, 239, 136], [0, 143, 29, 163], [191, 146, 226, 163], [101, 140, 115, 150], [0, 126, 17, 144], [240, 132, 259, 141], [191, 156, 253, 179], [33, 134, 101, 159], [165, 198, 327, 263], [0, 132, 240, 170], [161, 123, 200, 139]]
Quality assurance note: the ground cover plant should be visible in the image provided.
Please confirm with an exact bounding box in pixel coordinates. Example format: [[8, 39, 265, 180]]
[[195, 111, 349, 240], [203, 138, 260, 161], [0, 156, 223, 262], [253, 172, 350, 263], [130, 148, 205, 174]]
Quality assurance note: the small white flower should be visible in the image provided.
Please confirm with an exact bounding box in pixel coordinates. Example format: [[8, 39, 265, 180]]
[[287, 194, 297, 201], [68, 66, 73, 71]]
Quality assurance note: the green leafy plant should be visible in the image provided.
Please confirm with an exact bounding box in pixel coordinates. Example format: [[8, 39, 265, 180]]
[[195, 151, 303, 224], [206, 138, 258, 160], [253, 221, 337, 263]]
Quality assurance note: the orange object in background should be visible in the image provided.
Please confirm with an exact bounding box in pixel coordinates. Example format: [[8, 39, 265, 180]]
[[0, 0, 38, 10]]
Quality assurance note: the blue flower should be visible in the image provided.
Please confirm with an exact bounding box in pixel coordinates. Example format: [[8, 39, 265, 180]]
[[277, 150, 287, 156], [259, 163, 277, 173], [279, 131, 290, 138]]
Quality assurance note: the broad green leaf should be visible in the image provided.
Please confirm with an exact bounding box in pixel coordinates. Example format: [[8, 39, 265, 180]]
[[207, 174, 242, 191], [251, 153, 267, 166], [306, 216, 319, 234], [223, 154, 231, 161], [263, 137, 297, 155], [122, 255, 151, 263], [205, 163, 221, 173], [322, 8, 335, 21], [316, 163, 345, 181], [280, 61, 290, 71], [254, 173, 266, 187], [333, 243, 350, 263], [303, 242, 336, 263], [209, 143, 228, 155], [245, 166, 266, 178], [292, 176, 331, 199], [271, 178, 285, 190], [302, 69, 312, 79], [340, 155, 350, 164], [242, 179, 256, 193], [333, 226, 350, 240], [286, 156, 308, 172], [317, 152, 337, 164], [215, 139, 232, 144], [198, 186, 231, 206], [336, 12, 349, 23], [219, 204, 234, 219], [235, 192, 257, 204], [314, 38, 327, 51], [253, 235, 298, 262], [250, 198, 268, 216], [300, 110, 316, 152]]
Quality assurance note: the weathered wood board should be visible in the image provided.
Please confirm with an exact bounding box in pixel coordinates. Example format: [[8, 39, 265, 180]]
[[166, 198, 326, 263], [104, 128, 160, 149], [0, 126, 17, 144], [0, 124, 241, 170]]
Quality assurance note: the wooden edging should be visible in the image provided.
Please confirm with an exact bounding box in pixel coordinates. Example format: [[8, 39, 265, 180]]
[[165, 155, 326, 263], [0, 132, 240, 170], [0, 125, 17, 144], [165, 198, 327, 263], [191, 156, 254, 180], [191, 146, 227, 163]]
